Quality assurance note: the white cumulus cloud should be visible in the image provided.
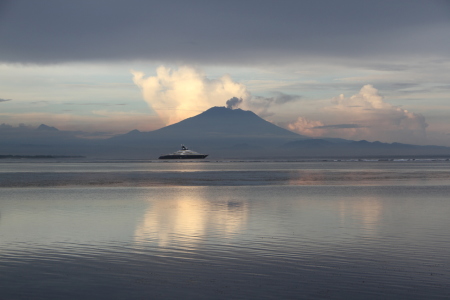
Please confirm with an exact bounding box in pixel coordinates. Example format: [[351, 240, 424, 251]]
[[132, 66, 250, 125], [288, 85, 429, 144], [287, 117, 325, 137]]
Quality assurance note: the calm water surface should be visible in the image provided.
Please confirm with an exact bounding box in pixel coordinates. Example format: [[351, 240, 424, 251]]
[[1, 161, 450, 299]]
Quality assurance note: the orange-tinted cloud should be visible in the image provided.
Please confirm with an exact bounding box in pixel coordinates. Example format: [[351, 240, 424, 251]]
[[132, 66, 250, 125], [288, 85, 429, 144]]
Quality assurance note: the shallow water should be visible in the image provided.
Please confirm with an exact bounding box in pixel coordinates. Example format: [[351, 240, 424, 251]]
[[1, 160, 450, 187], [1, 161, 450, 299]]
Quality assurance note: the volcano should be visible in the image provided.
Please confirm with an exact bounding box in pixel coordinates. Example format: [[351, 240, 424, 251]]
[[107, 106, 305, 158], [115, 106, 302, 140]]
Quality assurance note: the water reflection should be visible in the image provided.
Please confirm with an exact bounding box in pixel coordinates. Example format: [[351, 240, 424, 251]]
[[338, 196, 384, 235], [286, 169, 440, 186], [288, 170, 327, 185], [134, 187, 249, 248], [1, 185, 450, 299], [286, 169, 384, 185]]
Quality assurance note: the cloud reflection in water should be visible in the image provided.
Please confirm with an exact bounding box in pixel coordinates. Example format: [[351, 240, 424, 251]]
[[338, 196, 384, 236], [134, 187, 249, 249]]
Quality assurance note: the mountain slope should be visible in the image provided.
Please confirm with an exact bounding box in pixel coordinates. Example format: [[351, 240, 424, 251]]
[[152, 107, 301, 138], [115, 106, 303, 141]]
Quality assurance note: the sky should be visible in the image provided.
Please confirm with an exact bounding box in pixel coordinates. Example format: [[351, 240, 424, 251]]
[[1, 0, 450, 145]]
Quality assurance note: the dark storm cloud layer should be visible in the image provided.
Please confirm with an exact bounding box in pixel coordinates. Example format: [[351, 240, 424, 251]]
[[0, 0, 449, 65], [0, 98, 12, 102]]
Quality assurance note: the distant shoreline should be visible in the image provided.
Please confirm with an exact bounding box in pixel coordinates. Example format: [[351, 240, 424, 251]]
[[0, 155, 85, 159]]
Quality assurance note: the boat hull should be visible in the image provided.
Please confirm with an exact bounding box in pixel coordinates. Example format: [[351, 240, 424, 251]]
[[158, 154, 208, 159]]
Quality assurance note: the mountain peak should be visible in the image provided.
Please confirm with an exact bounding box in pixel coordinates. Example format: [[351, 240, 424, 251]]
[[199, 106, 254, 116], [126, 129, 141, 135]]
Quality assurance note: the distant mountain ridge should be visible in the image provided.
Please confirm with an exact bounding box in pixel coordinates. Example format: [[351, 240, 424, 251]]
[[282, 138, 450, 158], [106, 106, 450, 159], [1, 106, 450, 159]]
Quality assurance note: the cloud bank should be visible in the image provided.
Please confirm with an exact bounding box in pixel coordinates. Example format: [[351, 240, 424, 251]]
[[0, 1, 448, 66], [288, 85, 429, 144]]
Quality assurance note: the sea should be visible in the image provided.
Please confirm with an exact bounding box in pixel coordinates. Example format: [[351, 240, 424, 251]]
[[1, 158, 450, 299]]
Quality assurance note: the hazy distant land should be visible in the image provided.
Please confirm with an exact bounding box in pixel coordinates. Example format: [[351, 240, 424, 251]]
[[1, 107, 450, 160], [0, 155, 85, 159]]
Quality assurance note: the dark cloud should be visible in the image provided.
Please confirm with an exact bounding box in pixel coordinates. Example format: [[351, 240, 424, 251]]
[[247, 92, 302, 117], [0, 0, 449, 65], [226, 97, 243, 109], [285, 81, 423, 95], [31, 101, 49, 105], [313, 124, 365, 129], [63, 102, 128, 106], [433, 85, 450, 91], [269, 92, 301, 105], [0, 98, 12, 102], [250, 92, 301, 108], [286, 81, 368, 93]]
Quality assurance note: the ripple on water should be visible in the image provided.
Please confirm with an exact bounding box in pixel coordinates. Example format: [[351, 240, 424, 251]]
[[1, 170, 450, 299]]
